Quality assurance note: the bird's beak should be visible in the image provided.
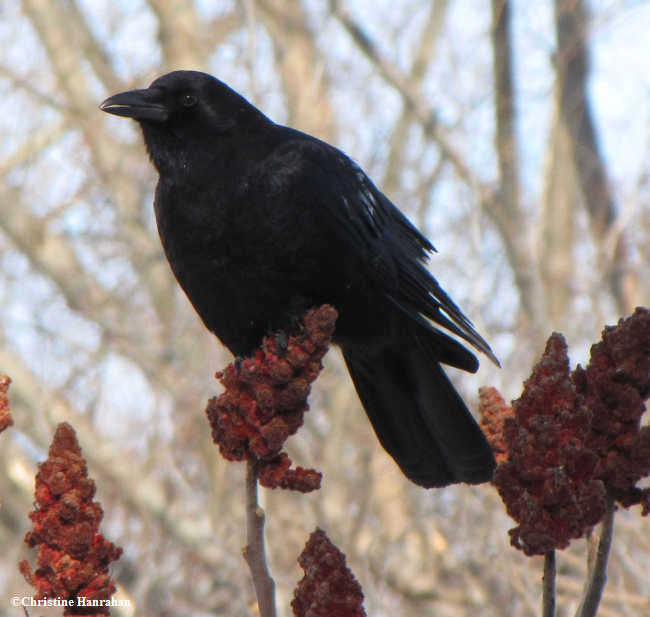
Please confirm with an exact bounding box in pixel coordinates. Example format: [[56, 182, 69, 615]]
[[99, 87, 169, 122]]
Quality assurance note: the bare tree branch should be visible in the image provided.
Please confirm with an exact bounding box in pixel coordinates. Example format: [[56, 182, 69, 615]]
[[149, 0, 205, 69], [67, 1, 123, 92], [576, 496, 616, 617], [543, 551, 556, 617], [490, 0, 547, 341], [258, 0, 335, 139], [383, 0, 449, 197], [329, 0, 482, 190], [0, 65, 65, 109], [491, 0, 521, 221], [554, 0, 639, 314], [243, 460, 277, 617], [539, 103, 579, 324]]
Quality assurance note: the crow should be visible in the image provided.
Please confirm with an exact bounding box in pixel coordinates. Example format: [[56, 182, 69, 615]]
[[100, 70, 498, 488]]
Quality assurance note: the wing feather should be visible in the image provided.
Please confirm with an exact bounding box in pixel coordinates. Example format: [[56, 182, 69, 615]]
[[265, 136, 498, 366]]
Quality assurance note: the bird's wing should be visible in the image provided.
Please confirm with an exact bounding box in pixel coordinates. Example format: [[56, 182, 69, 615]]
[[263, 137, 498, 367]]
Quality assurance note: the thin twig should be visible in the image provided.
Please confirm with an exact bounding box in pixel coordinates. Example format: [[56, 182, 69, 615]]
[[576, 494, 616, 617], [243, 460, 277, 617], [542, 551, 556, 617]]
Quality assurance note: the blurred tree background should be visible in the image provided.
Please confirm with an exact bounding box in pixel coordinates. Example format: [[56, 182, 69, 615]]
[[1, 0, 648, 615]]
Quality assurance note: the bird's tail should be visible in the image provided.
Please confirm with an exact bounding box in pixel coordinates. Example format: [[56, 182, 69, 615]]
[[342, 344, 495, 487]]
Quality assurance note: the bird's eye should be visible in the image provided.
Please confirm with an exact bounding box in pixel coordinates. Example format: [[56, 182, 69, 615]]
[[182, 94, 197, 108]]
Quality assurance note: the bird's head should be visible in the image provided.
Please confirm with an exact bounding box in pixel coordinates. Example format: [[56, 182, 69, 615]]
[[100, 71, 266, 174]]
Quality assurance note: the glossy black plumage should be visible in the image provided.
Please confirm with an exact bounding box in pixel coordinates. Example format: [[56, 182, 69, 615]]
[[100, 70, 497, 487]]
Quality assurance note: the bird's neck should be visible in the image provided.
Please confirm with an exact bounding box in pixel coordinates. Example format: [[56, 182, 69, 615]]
[[139, 123, 189, 178], [140, 122, 271, 183]]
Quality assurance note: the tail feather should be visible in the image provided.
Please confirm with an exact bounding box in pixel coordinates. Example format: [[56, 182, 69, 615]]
[[342, 344, 495, 487]]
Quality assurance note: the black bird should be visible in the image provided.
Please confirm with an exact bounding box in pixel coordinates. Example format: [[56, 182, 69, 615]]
[[100, 70, 498, 488]]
